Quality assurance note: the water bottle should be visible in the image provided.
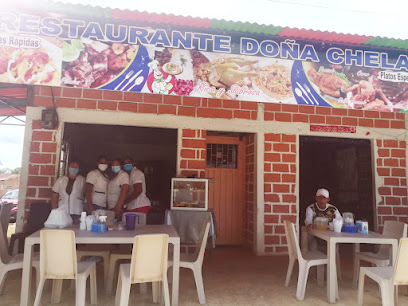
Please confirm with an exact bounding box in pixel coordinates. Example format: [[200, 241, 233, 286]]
[[79, 212, 87, 230]]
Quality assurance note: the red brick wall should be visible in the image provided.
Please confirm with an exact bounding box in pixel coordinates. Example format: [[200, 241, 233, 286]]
[[26, 85, 407, 253], [33, 86, 258, 120], [33, 86, 404, 130], [264, 103, 405, 129], [376, 139, 408, 228], [244, 134, 256, 247], [25, 119, 59, 218], [264, 133, 297, 253], [180, 129, 207, 178]]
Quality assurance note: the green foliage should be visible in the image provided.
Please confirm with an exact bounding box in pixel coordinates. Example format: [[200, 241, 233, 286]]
[[0, 167, 21, 174]]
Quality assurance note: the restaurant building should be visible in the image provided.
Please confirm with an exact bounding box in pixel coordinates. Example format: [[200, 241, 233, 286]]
[[1, 1, 407, 255]]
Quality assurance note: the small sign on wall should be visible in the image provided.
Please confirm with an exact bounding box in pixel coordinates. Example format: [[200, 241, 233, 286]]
[[310, 125, 356, 133]]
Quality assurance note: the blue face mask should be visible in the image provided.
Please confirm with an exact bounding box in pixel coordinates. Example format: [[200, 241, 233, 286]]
[[68, 167, 79, 175], [112, 166, 121, 173], [124, 164, 133, 171]]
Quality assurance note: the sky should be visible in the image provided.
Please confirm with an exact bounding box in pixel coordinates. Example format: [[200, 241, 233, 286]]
[[1, 0, 408, 170], [0, 117, 25, 170], [55, 0, 408, 39]]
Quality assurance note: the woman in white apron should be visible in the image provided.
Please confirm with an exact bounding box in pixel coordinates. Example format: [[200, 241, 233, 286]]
[[85, 155, 109, 213], [123, 156, 151, 214], [107, 159, 129, 218], [51, 160, 85, 224]]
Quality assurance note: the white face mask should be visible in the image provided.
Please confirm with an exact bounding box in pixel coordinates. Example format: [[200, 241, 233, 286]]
[[98, 164, 108, 172]]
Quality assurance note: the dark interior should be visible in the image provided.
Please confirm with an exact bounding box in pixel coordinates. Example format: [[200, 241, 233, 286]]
[[299, 136, 374, 230], [62, 123, 177, 212]]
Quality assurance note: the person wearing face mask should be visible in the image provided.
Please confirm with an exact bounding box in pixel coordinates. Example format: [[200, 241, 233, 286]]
[[107, 159, 129, 218], [85, 155, 109, 213], [123, 156, 151, 214], [51, 160, 85, 224]]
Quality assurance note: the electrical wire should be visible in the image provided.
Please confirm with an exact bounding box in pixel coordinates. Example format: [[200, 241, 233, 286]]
[[50, 86, 60, 122]]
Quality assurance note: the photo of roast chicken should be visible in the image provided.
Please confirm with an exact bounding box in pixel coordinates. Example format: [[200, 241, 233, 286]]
[[308, 67, 350, 98]]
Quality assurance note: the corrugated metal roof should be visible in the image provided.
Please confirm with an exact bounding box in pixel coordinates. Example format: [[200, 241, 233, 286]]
[[210, 21, 283, 36], [363, 37, 408, 49], [0, 174, 20, 181], [278, 28, 372, 45], [8, 1, 408, 51], [111, 9, 213, 28], [0, 88, 27, 99], [0, 85, 30, 116]]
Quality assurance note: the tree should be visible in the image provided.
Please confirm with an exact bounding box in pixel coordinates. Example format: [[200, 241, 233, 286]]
[[11, 167, 21, 174], [0, 168, 11, 174], [0, 167, 21, 174]]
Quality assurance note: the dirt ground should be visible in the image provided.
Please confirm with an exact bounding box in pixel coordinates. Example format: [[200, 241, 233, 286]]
[[1, 239, 407, 306]]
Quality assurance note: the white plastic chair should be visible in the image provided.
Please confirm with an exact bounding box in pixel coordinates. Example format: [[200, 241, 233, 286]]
[[76, 248, 110, 289], [33, 229, 97, 306], [358, 238, 408, 306], [284, 220, 328, 300], [115, 234, 170, 306], [0, 208, 40, 295], [353, 220, 408, 288], [0, 203, 12, 248], [76, 210, 116, 289], [106, 212, 147, 294], [168, 220, 210, 304], [301, 225, 342, 280]]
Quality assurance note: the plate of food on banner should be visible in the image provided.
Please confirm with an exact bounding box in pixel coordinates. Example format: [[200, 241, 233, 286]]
[[61, 38, 149, 91], [191, 51, 279, 101], [146, 47, 195, 96], [0, 36, 61, 86], [251, 58, 296, 104], [303, 61, 408, 112]]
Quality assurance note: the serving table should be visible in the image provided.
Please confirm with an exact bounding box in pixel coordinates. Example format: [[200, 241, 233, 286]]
[[310, 229, 398, 304], [20, 225, 180, 306]]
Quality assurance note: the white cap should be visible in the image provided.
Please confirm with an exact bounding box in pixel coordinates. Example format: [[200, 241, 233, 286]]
[[316, 188, 329, 198]]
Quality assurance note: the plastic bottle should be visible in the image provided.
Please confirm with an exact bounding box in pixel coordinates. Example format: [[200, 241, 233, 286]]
[[79, 212, 87, 230]]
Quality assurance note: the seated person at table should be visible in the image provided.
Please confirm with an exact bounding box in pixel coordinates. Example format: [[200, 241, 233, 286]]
[[51, 160, 85, 224], [305, 188, 341, 250]]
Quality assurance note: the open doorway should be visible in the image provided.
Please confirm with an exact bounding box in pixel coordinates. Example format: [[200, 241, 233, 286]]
[[299, 136, 374, 230], [62, 123, 177, 217]]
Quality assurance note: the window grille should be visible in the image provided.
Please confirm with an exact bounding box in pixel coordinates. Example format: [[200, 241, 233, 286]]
[[206, 143, 238, 168]]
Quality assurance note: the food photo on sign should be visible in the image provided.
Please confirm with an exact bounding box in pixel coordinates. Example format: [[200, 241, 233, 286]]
[[151, 48, 194, 96], [61, 38, 150, 91], [2, 2, 408, 113], [143, 46, 297, 102], [302, 55, 408, 112], [0, 33, 62, 86]]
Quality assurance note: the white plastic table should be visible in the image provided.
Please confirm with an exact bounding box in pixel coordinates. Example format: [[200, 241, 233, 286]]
[[19, 225, 180, 306], [309, 229, 398, 304]]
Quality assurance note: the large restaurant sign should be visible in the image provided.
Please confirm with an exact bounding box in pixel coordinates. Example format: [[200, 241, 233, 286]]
[[1, 3, 408, 112]]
